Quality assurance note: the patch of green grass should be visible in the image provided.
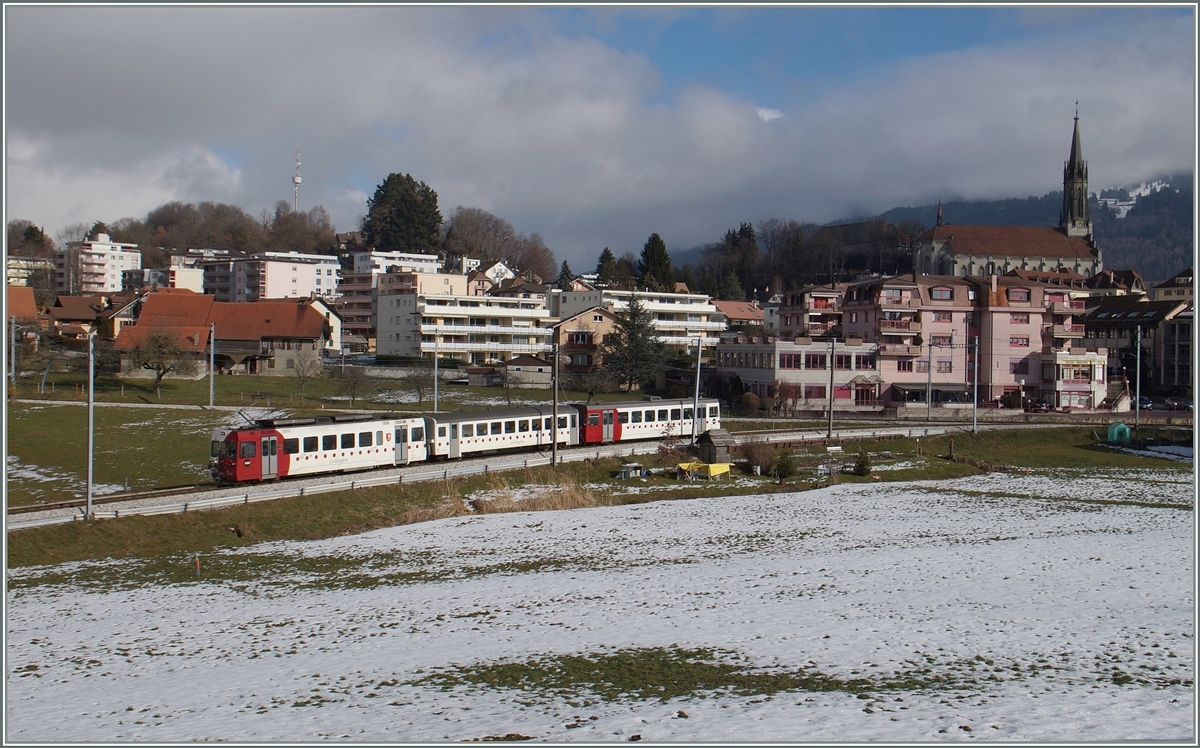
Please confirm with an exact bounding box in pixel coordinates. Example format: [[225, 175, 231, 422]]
[[410, 646, 983, 704]]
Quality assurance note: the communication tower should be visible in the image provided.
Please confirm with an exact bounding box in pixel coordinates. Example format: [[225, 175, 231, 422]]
[[293, 151, 302, 211]]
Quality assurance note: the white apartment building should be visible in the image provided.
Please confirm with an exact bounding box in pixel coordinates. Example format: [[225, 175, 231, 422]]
[[56, 233, 142, 294], [377, 291, 556, 364], [203, 252, 340, 301], [552, 288, 724, 357], [353, 250, 443, 275], [122, 256, 205, 292]]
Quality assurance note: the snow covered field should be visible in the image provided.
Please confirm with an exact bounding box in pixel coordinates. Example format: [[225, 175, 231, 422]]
[[5, 468, 1195, 743]]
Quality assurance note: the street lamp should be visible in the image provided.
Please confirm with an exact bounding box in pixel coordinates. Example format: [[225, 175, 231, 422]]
[[690, 336, 702, 446], [86, 332, 95, 520]]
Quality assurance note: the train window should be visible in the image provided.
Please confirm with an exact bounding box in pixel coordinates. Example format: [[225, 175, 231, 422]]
[[359, 432, 372, 447], [438, 427, 447, 438], [603, 411, 613, 426], [505, 421, 516, 433], [269, 440, 277, 456], [629, 411, 640, 423], [683, 408, 693, 420], [571, 414, 577, 427], [544, 417, 552, 430], [323, 435, 337, 450], [210, 441, 223, 458], [491, 422, 502, 435], [341, 433, 354, 449], [225, 442, 237, 458], [412, 427, 425, 442], [658, 409, 668, 421], [283, 438, 299, 454], [240, 441, 257, 458], [644, 410, 655, 422], [518, 419, 529, 432], [671, 409, 681, 420], [587, 413, 600, 426], [397, 429, 408, 443], [708, 406, 719, 418], [619, 412, 630, 424], [462, 424, 474, 437], [557, 416, 567, 429], [303, 436, 318, 453], [376, 431, 383, 444]]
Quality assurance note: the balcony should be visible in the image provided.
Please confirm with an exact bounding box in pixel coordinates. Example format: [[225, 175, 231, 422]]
[[877, 343, 922, 355], [806, 299, 839, 311], [417, 341, 552, 354], [420, 324, 552, 336], [655, 335, 719, 347], [877, 318, 920, 332], [1046, 300, 1087, 314], [1051, 324, 1085, 337], [651, 319, 727, 331]]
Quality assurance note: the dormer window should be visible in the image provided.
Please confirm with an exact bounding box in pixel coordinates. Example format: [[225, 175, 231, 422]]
[[1008, 288, 1030, 302], [930, 287, 952, 301]]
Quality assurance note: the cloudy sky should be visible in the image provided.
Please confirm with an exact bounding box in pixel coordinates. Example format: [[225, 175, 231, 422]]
[[4, 5, 1194, 267]]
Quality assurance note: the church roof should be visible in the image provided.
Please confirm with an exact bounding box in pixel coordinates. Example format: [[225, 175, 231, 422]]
[[1068, 115, 1084, 170], [921, 224, 1097, 259]]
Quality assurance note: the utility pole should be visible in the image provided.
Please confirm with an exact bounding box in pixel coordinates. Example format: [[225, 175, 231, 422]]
[[209, 323, 215, 407], [551, 339, 559, 466], [972, 335, 979, 434], [691, 336, 702, 446], [1135, 325, 1142, 428], [827, 336, 836, 438], [925, 338, 933, 422], [87, 333, 95, 521], [9, 315, 16, 391], [433, 336, 439, 414]]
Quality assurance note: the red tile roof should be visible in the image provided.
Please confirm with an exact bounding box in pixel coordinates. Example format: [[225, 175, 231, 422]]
[[6, 286, 39, 322], [49, 296, 105, 321], [711, 300, 764, 322], [922, 225, 1097, 258], [114, 295, 326, 351]]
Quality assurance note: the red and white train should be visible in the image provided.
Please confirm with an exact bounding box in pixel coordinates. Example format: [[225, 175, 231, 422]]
[[210, 397, 721, 485]]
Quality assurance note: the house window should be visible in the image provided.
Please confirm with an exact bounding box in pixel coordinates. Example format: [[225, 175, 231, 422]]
[[896, 358, 914, 372], [804, 353, 827, 369], [932, 311, 952, 322], [849, 312, 858, 323], [1010, 336, 1030, 347], [1010, 313, 1029, 324], [931, 335, 952, 347], [936, 359, 953, 373], [804, 384, 826, 399], [1008, 288, 1030, 302], [835, 354, 852, 370], [916, 359, 930, 372], [1009, 359, 1030, 375], [855, 354, 875, 369]]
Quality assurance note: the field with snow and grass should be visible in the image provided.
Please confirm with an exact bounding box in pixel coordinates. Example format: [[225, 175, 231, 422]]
[[5, 467, 1194, 743]]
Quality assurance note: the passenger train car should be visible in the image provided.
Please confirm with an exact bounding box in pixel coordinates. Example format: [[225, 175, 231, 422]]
[[211, 397, 720, 485]]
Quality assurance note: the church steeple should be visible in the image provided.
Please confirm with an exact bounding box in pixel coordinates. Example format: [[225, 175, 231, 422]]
[[1060, 107, 1091, 238]]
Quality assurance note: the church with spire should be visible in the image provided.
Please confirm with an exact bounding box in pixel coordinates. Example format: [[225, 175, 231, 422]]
[[917, 114, 1103, 280]]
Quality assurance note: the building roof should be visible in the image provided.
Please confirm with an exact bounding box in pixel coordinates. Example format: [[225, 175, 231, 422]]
[[558, 305, 619, 327], [6, 285, 39, 322], [1084, 269, 1143, 291], [503, 355, 551, 368], [711, 299, 764, 322], [1081, 297, 1188, 328], [114, 294, 327, 351], [1154, 267, 1193, 290], [48, 296, 105, 322], [921, 224, 1097, 259]]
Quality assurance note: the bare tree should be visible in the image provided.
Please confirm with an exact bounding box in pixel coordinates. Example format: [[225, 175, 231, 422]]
[[507, 232, 556, 283], [442, 206, 519, 263], [336, 365, 372, 406], [125, 327, 202, 398], [405, 364, 436, 404], [291, 345, 324, 398], [54, 221, 91, 248]]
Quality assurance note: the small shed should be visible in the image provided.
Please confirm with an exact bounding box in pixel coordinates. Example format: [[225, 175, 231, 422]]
[[617, 463, 644, 479], [1107, 422, 1131, 445], [466, 366, 504, 387], [697, 429, 736, 464]]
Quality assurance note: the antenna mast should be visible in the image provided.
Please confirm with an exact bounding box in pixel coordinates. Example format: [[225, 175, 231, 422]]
[[293, 151, 302, 211]]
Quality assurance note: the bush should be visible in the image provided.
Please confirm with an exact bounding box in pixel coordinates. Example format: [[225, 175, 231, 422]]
[[772, 452, 797, 484], [852, 446, 872, 476], [739, 392, 761, 411], [739, 439, 773, 473]]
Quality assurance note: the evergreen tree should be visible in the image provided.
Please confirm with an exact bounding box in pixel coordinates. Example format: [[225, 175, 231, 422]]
[[556, 260, 575, 290], [721, 270, 746, 300], [595, 247, 617, 286], [636, 233, 674, 291], [361, 173, 443, 254], [600, 293, 667, 391]]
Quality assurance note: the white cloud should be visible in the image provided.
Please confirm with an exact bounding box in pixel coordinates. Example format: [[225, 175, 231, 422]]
[[3, 8, 1192, 267]]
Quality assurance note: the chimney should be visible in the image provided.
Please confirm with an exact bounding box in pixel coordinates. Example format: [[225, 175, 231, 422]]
[[990, 274, 997, 295]]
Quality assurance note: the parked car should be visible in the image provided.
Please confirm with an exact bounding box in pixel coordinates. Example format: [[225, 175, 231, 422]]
[[1137, 396, 1153, 410], [1165, 396, 1193, 411], [1025, 400, 1052, 413]]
